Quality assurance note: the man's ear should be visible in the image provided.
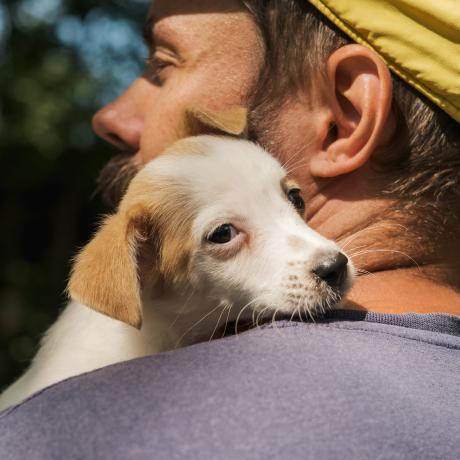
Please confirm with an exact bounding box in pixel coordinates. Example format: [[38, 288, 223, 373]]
[[310, 44, 394, 178], [67, 208, 149, 329], [183, 106, 248, 137]]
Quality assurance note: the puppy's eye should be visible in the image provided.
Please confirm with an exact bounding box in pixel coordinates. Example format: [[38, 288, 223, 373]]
[[288, 188, 305, 213], [207, 224, 239, 244]]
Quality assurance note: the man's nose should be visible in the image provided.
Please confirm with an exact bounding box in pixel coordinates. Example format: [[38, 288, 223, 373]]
[[92, 79, 146, 152]]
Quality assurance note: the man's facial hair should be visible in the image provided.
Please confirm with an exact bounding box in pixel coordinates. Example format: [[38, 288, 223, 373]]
[[96, 153, 139, 209]]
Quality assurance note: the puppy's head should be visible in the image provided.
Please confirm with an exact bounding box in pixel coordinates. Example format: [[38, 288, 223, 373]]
[[68, 106, 247, 329], [173, 137, 355, 324], [68, 136, 354, 330]]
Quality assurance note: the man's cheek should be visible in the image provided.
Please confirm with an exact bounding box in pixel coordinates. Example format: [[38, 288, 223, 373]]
[[138, 65, 252, 163], [139, 110, 185, 162]]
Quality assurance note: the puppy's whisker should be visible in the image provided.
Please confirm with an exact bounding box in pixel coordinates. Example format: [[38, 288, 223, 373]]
[[346, 244, 368, 254], [290, 304, 299, 322], [234, 278, 276, 331], [340, 223, 399, 248], [168, 287, 197, 331], [302, 304, 308, 322], [176, 301, 226, 347], [271, 305, 286, 337], [209, 302, 231, 342], [255, 305, 272, 327], [356, 268, 373, 276], [234, 296, 266, 337], [298, 304, 304, 322], [340, 223, 408, 250], [221, 303, 233, 339], [279, 148, 309, 171], [352, 266, 398, 298], [305, 302, 316, 322], [284, 159, 311, 175], [278, 154, 297, 171], [349, 248, 421, 270], [278, 123, 337, 174], [282, 155, 308, 172], [283, 155, 312, 174]]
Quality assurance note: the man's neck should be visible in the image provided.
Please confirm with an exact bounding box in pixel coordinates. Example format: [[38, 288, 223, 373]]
[[344, 267, 460, 316], [306, 177, 460, 317]]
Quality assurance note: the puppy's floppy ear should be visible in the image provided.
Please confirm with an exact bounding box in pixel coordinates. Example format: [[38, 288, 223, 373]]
[[184, 106, 248, 137], [68, 206, 149, 329]]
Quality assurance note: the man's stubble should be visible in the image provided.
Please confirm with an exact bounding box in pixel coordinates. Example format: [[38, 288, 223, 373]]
[[96, 152, 139, 209]]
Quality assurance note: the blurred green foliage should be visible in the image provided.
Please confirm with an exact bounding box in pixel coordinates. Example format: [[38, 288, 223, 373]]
[[0, 0, 149, 388]]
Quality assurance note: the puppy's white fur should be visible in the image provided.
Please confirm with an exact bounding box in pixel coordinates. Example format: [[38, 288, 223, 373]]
[[0, 136, 353, 411]]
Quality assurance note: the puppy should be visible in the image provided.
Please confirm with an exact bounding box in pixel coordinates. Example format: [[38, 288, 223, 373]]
[[0, 114, 354, 411]]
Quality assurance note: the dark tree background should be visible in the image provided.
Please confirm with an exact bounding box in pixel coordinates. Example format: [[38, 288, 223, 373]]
[[0, 0, 149, 388]]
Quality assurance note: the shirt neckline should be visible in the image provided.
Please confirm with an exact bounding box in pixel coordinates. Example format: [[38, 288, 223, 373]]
[[318, 309, 460, 337]]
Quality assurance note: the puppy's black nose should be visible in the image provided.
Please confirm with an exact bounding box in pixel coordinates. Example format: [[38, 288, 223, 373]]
[[313, 252, 348, 288]]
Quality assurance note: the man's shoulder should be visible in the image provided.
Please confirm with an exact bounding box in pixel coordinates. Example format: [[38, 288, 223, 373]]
[[1, 316, 459, 460]]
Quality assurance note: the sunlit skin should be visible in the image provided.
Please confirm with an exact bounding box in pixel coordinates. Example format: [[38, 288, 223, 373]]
[[93, 0, 263, 164], [92, 0, 460, 316]]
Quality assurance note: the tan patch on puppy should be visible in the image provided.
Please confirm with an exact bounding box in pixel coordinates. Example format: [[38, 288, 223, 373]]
[[281, 177, 301, 193], [185, 106, 247, 137], [68, 210, 145, 329], [123, 175, 198, 284], [68, 177, 197, 329], [176, 106, 247, 139]]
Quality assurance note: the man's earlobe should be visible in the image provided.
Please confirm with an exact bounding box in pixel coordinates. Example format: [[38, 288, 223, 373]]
[[310, 44, 394, 178], [67, 209, 149, 329], [184, 106, 248, 137]]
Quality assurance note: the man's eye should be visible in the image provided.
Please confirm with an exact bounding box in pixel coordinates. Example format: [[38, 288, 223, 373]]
[[207, 224, 239, 244], [152, 56, 170, 70], [146, 55, 170, 71], [145, 53, 173, 83], [287, 188, 305, 213]]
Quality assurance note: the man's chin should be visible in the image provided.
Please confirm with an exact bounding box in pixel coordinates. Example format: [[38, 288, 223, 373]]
[[96, 153, 140, 209]]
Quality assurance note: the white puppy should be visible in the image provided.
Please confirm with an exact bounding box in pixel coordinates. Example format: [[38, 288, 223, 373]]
[[0, 135, 354, 411]]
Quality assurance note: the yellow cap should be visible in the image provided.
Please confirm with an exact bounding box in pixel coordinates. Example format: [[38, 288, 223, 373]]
[[308, 0, 460, 123]]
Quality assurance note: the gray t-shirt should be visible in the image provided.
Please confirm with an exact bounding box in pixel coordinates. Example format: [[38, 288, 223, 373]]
[[1, 310, 459, 459]]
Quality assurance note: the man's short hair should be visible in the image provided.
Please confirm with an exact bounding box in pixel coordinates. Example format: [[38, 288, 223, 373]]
[[244, 0, 460, 241]]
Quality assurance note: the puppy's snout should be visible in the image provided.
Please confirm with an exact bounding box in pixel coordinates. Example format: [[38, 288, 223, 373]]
[[312, 252, 348, 289]]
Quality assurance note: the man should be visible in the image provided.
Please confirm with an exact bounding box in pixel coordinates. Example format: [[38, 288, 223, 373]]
[[94, 0, 460, 315], [1, 1, 459, 458]]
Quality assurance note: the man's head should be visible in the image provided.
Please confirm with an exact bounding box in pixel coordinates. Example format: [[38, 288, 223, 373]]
[[94, 0, 264, 207], [93, 0, 460, 265]]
